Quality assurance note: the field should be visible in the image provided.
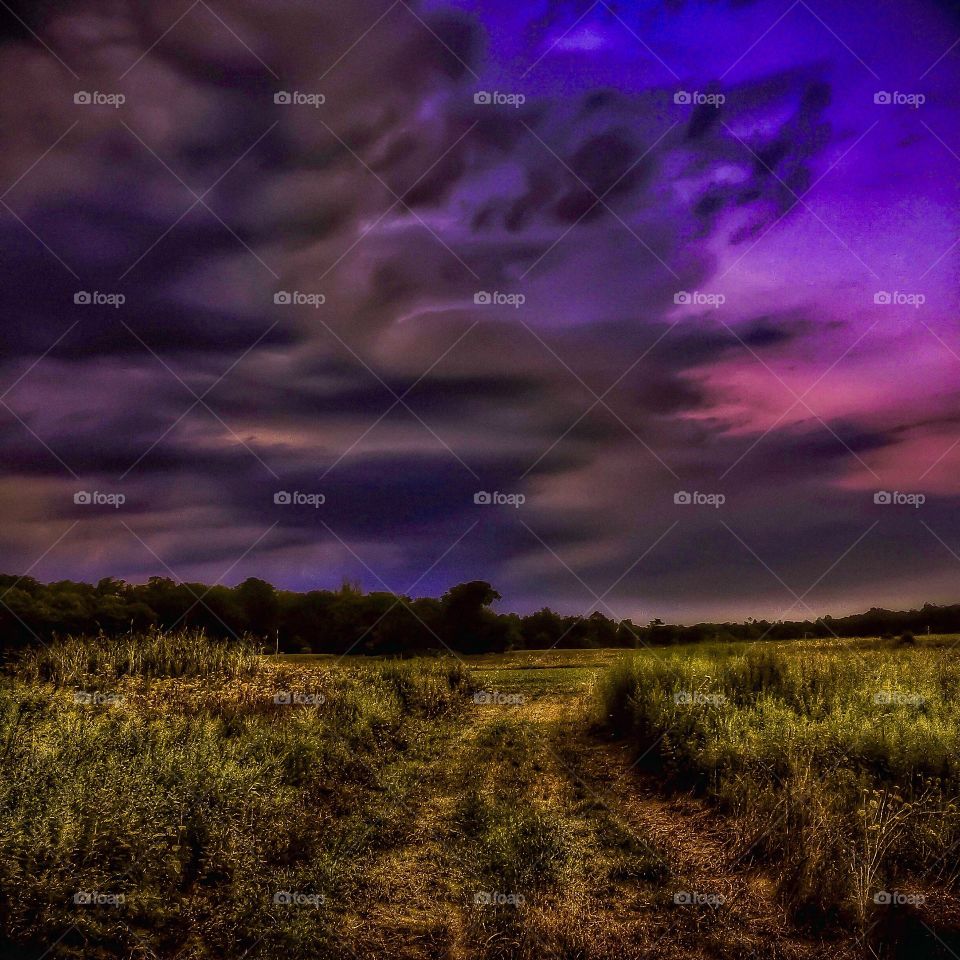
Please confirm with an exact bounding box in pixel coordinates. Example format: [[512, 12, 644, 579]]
[[1, 634, 959, 959]]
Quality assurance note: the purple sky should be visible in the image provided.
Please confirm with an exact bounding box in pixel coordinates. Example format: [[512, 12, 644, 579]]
[[1, 0, 959, 623]]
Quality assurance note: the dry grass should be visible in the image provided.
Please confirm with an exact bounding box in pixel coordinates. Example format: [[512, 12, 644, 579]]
[[0, 633, 475, 960], [3, 635, 955, 958], [594, 640, 960, 944]]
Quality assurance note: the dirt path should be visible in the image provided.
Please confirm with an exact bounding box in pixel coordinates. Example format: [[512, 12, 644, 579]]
[[511, 677, 854, 960], [360, 668, 857, 960], [566, 734, 844, 958], [359, 719, 478, 959]]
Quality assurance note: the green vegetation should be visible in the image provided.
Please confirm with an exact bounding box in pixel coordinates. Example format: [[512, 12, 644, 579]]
[[595, 639, 960, 930], [15, 629, 264, 683], [8, 572, 960, 656], [0, 632, 474, 959], [1, 632, 957, 958], [0, 575, 636, 655]]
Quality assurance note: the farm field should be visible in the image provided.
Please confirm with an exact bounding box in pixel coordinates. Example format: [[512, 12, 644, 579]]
[[1, 634, 958, 958]]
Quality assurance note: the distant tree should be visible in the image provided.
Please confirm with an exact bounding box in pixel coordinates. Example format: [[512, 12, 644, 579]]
[[520, 607, 566, 648], [616, 620, 641, 647], [95, 577, 126, 595], [588, 611, 619, 647], [7, 571, 960, 656], [236, 578, 279, 638], [440, 581, 514, 653]]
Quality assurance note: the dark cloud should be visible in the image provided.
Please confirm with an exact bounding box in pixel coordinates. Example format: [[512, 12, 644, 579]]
[[0, 0, 958, 621]]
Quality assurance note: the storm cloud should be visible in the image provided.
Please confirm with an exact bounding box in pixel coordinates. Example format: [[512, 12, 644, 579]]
[[2, 0, 960, 622]]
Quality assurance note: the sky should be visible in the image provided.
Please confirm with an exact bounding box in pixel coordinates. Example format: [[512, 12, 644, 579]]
[[1, 0, 959, 623]]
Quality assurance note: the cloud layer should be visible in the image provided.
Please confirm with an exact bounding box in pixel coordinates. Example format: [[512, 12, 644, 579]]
[[1, 0, 959, 622]]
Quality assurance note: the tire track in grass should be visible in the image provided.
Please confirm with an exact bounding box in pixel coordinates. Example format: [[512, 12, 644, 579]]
[[489, 663, 854, 959], [354, 717, 478, 959], [347, 655, 858, 959], [451, 678, 674, 959], [560, 729, 850, 959]]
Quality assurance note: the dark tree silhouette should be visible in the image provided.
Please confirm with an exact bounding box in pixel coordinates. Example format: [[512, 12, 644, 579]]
[[0, 572, 957, 656]]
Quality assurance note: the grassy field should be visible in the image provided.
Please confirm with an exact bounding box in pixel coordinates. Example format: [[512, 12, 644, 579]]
[[595, 638, 960, 949], [1, 633, 958, 958]]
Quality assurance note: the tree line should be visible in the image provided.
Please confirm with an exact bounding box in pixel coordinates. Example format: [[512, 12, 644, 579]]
[[0, 573, 957, 655]]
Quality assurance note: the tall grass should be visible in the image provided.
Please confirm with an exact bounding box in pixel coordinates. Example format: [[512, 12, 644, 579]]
[[377, 657, 474, 716], [12, 629, 263, 683], [594, 641, 960, 925], [0, 635, 476, 959]]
